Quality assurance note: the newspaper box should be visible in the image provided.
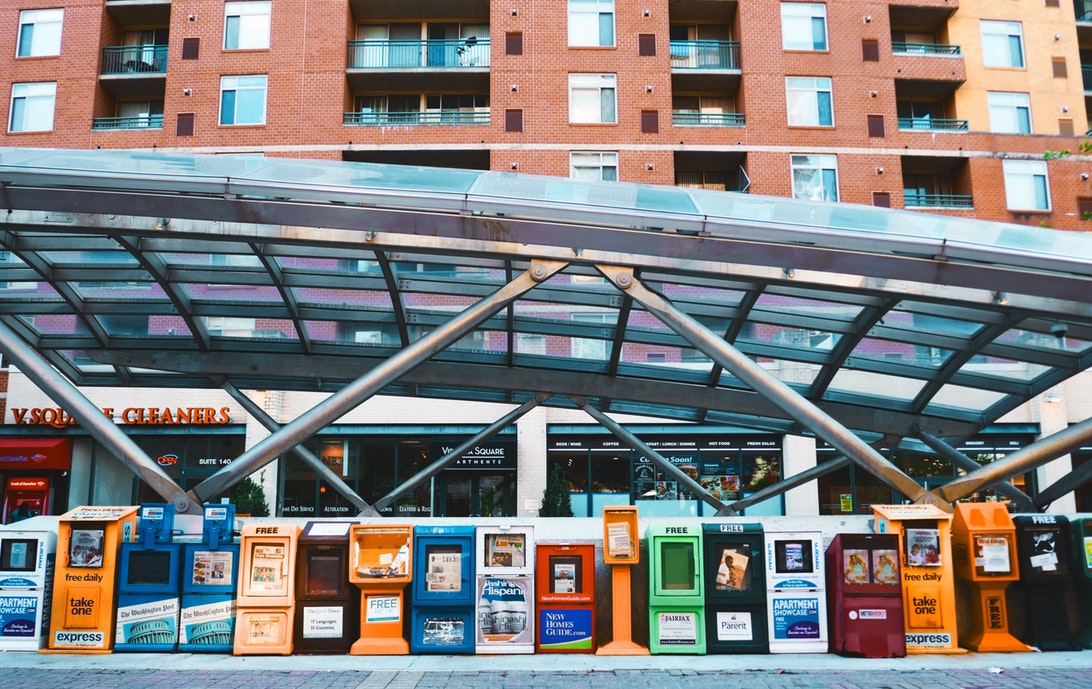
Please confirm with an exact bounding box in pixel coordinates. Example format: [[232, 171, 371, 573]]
[[410, 525, 475, 654], [349, 523, 412, 655], [648, 523, 704, 654], [233, 522, 300, 655], [765, 530, 827, 654], [0, 524, 56, 650], [702, 522, 767, 654], [1011, 515, 1079, 650], [536, 542, 595, 653], [179, 504, 239, 652], [825, 533, 905, 657], [950, 503, 1029, 652], [42, 505, 138, 653], [1073, 517, 1092, 648], [596, 506, 648, 655], [294, 521, 360, 654], [475, 525, 535, 654], [115, 504, 183, 652]]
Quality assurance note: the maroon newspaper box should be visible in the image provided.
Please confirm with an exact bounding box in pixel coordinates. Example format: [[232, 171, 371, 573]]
[[825, 533, 906, 658]]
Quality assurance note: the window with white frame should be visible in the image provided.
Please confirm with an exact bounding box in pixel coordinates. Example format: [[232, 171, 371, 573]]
[[17, 8, 63, 57], [569, 73, 617, 123], [791, 154, 839, 202], [980, 20, 1024, 68], [987, 91, 1031, 134], [786, 76, 833, 126], [571, 312, 612, 359], [1003, 160, 1050, 211], [570, 151, 618, 181], [219, 75, 267, 125], [569, 0, 615, 47], [224, 1, 271, 50], [780, 3, 827, 51], [9, 82, 56, 132]]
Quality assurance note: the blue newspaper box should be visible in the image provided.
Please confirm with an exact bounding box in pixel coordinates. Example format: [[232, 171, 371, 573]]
[[410, 525, 475, 654], [115, 504, 183, 652], [179, 504, 239, 652]]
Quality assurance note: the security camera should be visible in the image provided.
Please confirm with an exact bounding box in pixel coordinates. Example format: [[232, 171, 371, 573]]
[[1050, 322, 1069, 339]]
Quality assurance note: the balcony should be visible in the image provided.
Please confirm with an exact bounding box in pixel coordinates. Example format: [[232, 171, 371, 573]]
[[92, 114, 164, 130], [897, 117, 967, 131], [1078, 0, 1092, 21], [892, 41, 960, 56], [347, 38, 489, 92], [669, 40, 740, 70], [99, 45, 168, 98], [672, 112, 745, 127], [1084, 65, 1092, 92], [343, 111, 489, 127], [904, 192, 973, 209]]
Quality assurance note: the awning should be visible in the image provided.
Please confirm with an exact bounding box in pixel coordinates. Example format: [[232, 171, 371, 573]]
[[0, 437, 72, 470]]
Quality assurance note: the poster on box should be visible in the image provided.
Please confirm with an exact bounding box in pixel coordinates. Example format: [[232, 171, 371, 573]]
[[905, 529, 941, 567], [715, 546, 751, 590], [422, 616, 465, 646], [426, 551, 462, 592], [476, 576, 531, 645], [69, 529, 104, 568], [771, 596, 821, 640], [539, 608, 593, 650], [657, 611, 697, 646], [872, 549, 899, 585], [842, 549, 869, 585], [192, 550, 233, 586], [975, 536, 1012, 574], [0, 594, 38, 637], [485, 534, 526, 568]]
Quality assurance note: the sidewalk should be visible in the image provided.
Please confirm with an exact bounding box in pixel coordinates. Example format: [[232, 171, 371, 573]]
[[1, 650, 1090, 689]]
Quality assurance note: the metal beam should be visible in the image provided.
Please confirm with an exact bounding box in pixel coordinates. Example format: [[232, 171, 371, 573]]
[[728, 456, 853, 514], [938, 416, 1092, 503], [0, 318, 196, 513], [373, 394, 549, 511], [600, 265, 948, 511], [1034, 458, 1092, 510], [914, 427, 1034, 511], [570, 395, 730, 514], [188, 260, 568, 503], [221, 381, 379, 517]]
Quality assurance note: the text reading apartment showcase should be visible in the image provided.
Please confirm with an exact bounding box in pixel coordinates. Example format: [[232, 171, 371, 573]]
[[4, 0, 1092, 520]]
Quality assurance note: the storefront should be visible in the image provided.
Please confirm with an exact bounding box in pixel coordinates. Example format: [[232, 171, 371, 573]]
[[546, 426, 784, 517], [817, 426, 1039, 515], [278, 428, 517, 518]]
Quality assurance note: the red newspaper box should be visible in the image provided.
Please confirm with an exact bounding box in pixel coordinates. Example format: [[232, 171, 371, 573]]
[[826, 533, 906, 658]]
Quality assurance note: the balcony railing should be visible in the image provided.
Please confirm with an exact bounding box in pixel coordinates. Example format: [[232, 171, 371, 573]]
[[1083, 65, 1092, 91], [897, 117, 968, 132], [892, 42, 961, 56], [669, 40, 741, 70], [92, 114, 164, 130], [1077, 1, 1092, 21], [672, 112, 746, 127], [343, 111, 490, 126], [101, 45, 168, 74], [904, 192, 973, 209], [347, 39, 490, 69]]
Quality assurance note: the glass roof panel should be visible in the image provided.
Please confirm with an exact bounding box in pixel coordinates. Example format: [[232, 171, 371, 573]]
[[891, 303, 985, 337], [928, 384, 1008, 411], [201, 316, 299, 340], [38, 250, 140, 265], [826, 369, 927, 400], [755, 293, 864, 320], [659, 282, 747, 307], [996, 327, 1092, 355], [75, 282, 166, 300], [619, 343, 713, 373], [25, 314, 90, 336], [295, 287, 394, 311], [738, 324, 842, 354], [306, 320, 398, 346], [182, 284, 283, 302], [957, 356, 1051, 382], [848, 338, 952, 369], [0, 282, 59, 299]]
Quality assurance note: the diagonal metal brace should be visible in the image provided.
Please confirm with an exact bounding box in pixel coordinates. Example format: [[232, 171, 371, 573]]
[[914, 427, 1034, 511]]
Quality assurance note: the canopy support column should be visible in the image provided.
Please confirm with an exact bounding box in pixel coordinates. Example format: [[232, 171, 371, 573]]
[[598, 264, 947, 511], [373, 394, 550, 511], [0, 318, 195, 513], [221, 381, 379, 517], [570, 395, 730, 514], [939, 416, 1092, 503], [913, 427, 1034, 511], [190, 260, 568, 504]]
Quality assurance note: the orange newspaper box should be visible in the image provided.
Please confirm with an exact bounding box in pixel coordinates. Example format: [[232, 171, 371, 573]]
[[872, 504, 963, 654], [349, 523, 413, 655], [597, 506, 648, 655], [42, 505, 139, 654], [233, 522, 300, 656], [951, 503, 1030, 652]]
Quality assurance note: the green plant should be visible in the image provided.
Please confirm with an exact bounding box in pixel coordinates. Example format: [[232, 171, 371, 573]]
[[539, 465, 574, 517], [231, 475, 270, 517]]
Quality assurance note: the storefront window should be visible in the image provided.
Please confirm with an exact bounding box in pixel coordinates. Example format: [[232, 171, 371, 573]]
[[132, 431, 246, 504]]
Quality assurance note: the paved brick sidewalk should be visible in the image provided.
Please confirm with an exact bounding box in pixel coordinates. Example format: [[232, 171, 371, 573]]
[[1, 667, 1089, 689]]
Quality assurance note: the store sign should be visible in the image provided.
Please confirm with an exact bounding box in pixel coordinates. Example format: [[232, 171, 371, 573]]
[[10, 406, 232, 428], [771, 597, 821, 640], [434, 442, 516, 470]]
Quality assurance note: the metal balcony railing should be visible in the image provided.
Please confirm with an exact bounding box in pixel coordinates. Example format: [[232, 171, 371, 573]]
[[346, 39, 490, 69], [1083, 65, 1092, 91], [1076, 0, 1092, 22], [343, 111, 490, 126], [897, 117, 968, 132], [101, 45, 168, 74], [669, 40, 741, 70], [904, 193, 973, 209], [91, 114, 165, 130], [891, 42, 961, 56], [672, 112, 746, 127]]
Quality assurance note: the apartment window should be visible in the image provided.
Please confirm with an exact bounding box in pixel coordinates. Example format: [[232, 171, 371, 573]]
[[569, 0, 615, 47], [987, 91, 1031, 134], [9, 82, 56, 132], [570, 152, 618, 182], [781, 3, 827, 51], [981, 20, 1024, 68], [17, 9, 63, 57], [224, 1, 271, 50], [786, 76, 833, 127], [569, 73, 617, 123], [219, 75, 267, 125], [1003, 160, 1050, 211], [791, 154, 838, 202]]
